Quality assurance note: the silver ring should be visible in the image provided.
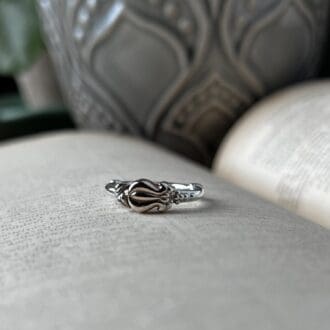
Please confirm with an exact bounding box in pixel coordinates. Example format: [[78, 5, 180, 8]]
[[105, 178, 204, 213]]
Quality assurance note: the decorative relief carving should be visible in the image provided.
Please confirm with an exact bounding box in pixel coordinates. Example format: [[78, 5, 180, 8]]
[[38, 0, 329, 165]]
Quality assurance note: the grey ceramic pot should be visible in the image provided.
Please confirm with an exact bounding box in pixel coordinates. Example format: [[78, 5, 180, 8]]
[[38, 0, 329, 165]]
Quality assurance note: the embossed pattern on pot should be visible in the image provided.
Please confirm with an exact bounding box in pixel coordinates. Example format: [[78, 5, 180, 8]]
[[38, 0, 329, 165]]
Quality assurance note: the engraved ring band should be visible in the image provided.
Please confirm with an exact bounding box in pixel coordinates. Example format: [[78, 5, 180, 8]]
[[105, 178, 204, 213]]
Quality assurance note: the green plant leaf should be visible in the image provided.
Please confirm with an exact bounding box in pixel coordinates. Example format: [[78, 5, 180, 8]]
[[0, 0, 44, 75]]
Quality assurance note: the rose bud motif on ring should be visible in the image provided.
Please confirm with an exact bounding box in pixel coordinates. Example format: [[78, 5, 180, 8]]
[[127, 179, 173, 213]]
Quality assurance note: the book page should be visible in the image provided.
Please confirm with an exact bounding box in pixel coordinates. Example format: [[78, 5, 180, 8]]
[[214, 81, 330, 228], [1, 132, 330, 330]]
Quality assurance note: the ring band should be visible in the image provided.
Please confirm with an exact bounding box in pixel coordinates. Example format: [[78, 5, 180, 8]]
[[105, 178, 204, 213]]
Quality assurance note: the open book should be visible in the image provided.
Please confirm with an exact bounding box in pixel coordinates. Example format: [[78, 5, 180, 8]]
[[214, 81, 330, 229], [1, 93, 330, 328]]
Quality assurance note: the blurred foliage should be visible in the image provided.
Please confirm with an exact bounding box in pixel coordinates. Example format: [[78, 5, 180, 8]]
[[0, 0, 44, 75]]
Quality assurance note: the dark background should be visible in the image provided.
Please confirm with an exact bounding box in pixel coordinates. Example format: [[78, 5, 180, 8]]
[[0, 77, 17, 95]]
